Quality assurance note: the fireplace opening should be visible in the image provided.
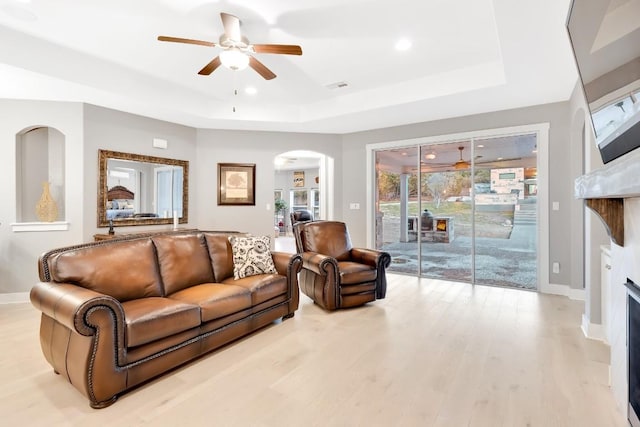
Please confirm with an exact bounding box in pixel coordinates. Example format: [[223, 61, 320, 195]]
[[627, 278, 640, 427]]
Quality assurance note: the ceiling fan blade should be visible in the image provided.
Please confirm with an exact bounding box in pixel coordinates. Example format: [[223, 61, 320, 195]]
[[249, 56, 276, 80], [220, 12, 242, 42], [252, 44, 302, 55], [198, 56, 222, 75], [158, 36, 217, 47]]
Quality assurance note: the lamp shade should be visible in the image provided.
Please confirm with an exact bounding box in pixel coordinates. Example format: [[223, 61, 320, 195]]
[[220, 48, 250, 71]]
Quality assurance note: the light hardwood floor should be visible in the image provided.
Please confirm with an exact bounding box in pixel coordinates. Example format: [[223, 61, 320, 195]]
[[0, 276, 627, 426]]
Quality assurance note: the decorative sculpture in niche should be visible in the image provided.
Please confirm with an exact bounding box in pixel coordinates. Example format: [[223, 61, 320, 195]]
[[36, 181, 58, 222]]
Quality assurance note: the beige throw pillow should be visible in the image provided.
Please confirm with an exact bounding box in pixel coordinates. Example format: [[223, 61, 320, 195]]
[[228, 235, 278, 279]]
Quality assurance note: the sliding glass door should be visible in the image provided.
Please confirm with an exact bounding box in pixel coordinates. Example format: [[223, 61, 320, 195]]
[[374, 132, 538, 290], [374, 146, 420, 276], [418, 141, 472, 282], [471, 134, 537, 289]]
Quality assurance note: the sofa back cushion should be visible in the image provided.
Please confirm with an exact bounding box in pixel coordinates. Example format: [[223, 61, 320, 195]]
[[153, 234, 214, 295], [299, 221, 353, 261], [49, 239, 162, 302], [203, 232, 241, 282]]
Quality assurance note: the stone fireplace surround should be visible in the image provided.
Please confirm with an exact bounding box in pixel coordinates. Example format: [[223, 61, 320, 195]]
[[576, 148, 640, 418]]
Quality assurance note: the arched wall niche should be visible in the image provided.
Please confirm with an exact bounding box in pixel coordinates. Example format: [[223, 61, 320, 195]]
[[15, 125, 66, 223]]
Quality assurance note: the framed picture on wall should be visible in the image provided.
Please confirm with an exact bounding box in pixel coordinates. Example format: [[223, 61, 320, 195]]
[[293, 171, 305, 187], [292, 189, 308, 208], [218, 163, 256, 205]]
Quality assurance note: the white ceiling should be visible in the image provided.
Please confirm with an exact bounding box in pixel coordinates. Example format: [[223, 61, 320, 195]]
[[0, 0, 578, 134]]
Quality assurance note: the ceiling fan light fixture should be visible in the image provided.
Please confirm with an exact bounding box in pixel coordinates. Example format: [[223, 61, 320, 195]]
[[395, 38, 412, 51], [220, 48, 249, 71], [453, 146, 470, 170], [453, 160, 470, 170]]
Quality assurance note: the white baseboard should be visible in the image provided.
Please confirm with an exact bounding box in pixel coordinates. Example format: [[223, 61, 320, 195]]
[[0, 292, 30, 304], [581, 313, 607, 342], [542, 283, 585, 301]]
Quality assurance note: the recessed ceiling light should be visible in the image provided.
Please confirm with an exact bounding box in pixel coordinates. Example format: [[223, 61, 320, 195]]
[[401, 152, 407, 156], [477, 144, 485, 148], [497, 157, 504, 160], [395, 38, 412, 51], [245, 86, 257, 95], [425, 152, 436, 160]]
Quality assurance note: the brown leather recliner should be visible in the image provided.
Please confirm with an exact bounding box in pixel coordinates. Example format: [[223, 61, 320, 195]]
[[290, 209, 313, 226], [292, 220, 391, 310]]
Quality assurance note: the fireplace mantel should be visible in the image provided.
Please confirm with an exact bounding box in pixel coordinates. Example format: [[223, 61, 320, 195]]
[[575, 148, 640, 246]]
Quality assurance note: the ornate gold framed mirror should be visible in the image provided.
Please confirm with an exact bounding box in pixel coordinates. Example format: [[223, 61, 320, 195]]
[[97, 150, 189, 227]]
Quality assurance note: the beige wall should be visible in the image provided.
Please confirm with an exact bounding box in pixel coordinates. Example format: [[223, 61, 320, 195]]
[[0, 99, 84, 294], [342, 102, 579, 288], [0, 98, 581, 297], [194, 129, 341, 238], [82, 104, 199, 241], [568, 81, 610, 325]]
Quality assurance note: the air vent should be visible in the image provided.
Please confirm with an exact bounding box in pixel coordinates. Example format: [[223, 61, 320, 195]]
[[325, 81, 349, 90]]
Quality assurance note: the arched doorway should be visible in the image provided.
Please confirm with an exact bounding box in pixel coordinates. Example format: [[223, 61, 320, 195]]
[[273, 150, 333, 250]]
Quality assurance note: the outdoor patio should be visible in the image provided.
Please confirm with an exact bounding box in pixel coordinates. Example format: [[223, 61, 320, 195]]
[[378, 200, 537, 290]]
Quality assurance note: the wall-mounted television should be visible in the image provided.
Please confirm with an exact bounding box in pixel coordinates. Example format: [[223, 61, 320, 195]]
[[566, 0, 640, 164]]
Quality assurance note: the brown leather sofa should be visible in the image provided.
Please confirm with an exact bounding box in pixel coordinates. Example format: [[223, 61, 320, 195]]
[[30, 230, 302, 408], [293, 221, 391, 310]]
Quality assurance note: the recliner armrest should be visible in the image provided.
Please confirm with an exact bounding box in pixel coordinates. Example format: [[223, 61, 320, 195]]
[[350, 248, 391, 299], [300, 251, 338, 275], [350, 247, 390, 268]]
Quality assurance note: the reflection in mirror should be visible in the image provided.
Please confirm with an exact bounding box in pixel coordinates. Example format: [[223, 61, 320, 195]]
[[567, 0, 640, 163], [98, 150, 188, 227]]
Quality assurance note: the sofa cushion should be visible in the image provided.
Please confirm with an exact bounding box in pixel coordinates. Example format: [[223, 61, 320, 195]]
[[49, 239, 162, 302], [153, 234, 214, 295], [228, 235, 277, 279], [168, 283, 252, 322], [121, 297, 201, 347], [221, 274, 287, 305], [337, 261, 377, 285], [203, 233, 237, 282]]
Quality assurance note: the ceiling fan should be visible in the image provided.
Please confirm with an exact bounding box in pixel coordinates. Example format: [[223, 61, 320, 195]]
[[421, 146, 522, 172], [453, 146, 470, 170], [157, 12, 303, 80]]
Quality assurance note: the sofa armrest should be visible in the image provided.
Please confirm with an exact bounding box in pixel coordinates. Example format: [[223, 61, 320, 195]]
[[30, 281, 129, 408], [270, 252, 302, 315], [30, 281, 126, 337], [271, 251, 301, 277]]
